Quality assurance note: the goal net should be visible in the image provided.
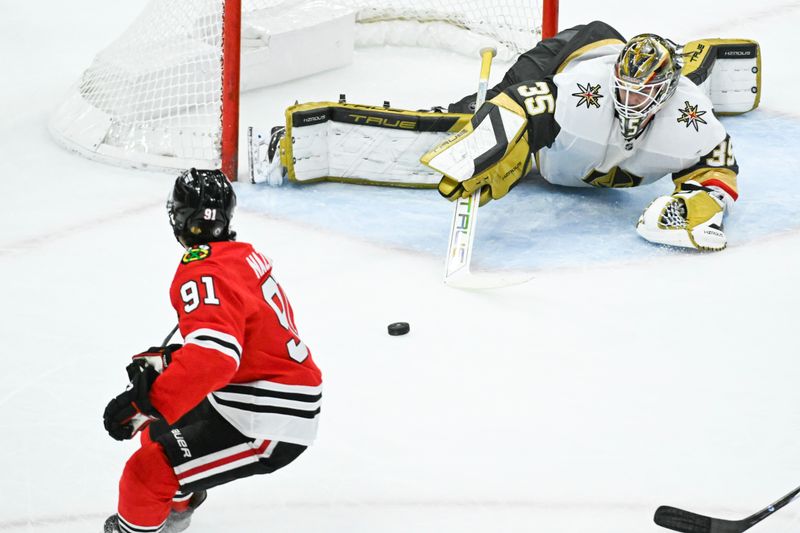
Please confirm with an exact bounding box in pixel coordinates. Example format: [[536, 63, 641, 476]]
[[50, 0, 557, 178]]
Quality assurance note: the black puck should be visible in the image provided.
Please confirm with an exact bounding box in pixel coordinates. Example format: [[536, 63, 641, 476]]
[[387, 322, 410, 336]]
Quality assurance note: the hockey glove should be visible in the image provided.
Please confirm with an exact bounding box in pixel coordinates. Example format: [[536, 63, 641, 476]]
[[103, 361, 162, 441], [131, 343, 181, 373], [636, 181, 727, 251], [422, 99, 530, 206]]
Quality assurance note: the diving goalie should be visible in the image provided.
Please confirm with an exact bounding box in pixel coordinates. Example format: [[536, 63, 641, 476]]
[[251, 21, 760, 251]]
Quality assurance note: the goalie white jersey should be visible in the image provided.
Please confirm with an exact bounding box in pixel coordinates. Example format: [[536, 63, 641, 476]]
[[539, 54, 728, 188]]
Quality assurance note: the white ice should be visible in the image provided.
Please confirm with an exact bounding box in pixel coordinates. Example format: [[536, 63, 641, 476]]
[[2, 1, 800, 532]]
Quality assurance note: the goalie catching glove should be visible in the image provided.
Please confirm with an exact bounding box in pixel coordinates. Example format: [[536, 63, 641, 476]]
[[636, 181, 727, 251]]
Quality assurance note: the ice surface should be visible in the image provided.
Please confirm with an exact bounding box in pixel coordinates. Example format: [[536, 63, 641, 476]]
[[2, 1, 800, 532], [238, 112, 800, 271]]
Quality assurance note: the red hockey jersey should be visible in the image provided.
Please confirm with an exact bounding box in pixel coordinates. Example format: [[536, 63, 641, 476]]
[[149, 241, 322, 445]]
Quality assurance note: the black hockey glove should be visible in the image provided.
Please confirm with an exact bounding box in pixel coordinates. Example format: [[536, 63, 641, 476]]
[[103, 360, 162, 441], [131, 343, 182, 373]]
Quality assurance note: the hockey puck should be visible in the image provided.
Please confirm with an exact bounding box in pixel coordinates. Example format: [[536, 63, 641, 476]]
[[387, 322, 410, 336]]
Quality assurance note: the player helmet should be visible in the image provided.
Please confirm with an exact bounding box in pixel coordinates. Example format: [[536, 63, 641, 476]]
[[167, 168, 236, 247], [613, 34, 682, 138]]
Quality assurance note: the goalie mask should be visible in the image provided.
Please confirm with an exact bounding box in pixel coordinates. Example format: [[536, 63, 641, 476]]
[[167, 168, 237, 247], [613, 34, 682, 139]]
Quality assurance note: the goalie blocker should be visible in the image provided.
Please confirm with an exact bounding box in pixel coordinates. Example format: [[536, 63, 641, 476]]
[[249, 37, 760, 188]]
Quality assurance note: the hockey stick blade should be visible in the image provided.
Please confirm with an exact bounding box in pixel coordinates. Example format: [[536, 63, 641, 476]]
[[654, 506, 729, 533], [442, 47, 496, 287], [655, 485, 800, 533], [443, 191, 533, 289]]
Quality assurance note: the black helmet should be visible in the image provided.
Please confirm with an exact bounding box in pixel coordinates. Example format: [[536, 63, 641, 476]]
[[167, 168, 237, 247]]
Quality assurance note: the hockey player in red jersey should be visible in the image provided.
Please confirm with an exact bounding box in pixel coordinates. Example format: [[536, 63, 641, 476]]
[[102, 168, 322, 533]]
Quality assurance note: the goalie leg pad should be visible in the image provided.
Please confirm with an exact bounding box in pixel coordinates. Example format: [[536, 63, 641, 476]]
[[681, 38, 761, 115], [249, 101, 472, 188]]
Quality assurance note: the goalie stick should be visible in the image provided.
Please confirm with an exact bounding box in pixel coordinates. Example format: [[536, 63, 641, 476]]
[[443, 49, 533, 290], [654, 485, 800, 533]]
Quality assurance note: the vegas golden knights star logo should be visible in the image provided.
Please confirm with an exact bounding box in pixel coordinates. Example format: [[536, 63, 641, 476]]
[[677, 100, 708, 131], [572, 82, 603, 109]]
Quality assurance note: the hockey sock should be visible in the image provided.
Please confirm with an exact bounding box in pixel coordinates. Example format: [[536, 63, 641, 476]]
[[118, 441, 181, 529], [171, 491, 194, 513]]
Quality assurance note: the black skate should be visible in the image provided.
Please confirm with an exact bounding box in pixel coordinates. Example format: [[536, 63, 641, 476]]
[[103, 514, 163, 533], [102, 490, 206, 533], [163, 490, 207, 533], [103, 515, 121, 533], [267, 126, 285, 163]]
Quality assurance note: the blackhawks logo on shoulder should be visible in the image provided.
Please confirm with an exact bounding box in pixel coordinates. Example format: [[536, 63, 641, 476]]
[[572, 82, 603, 109], [677, 100, 708, 131], [182, 244, 211, 264]]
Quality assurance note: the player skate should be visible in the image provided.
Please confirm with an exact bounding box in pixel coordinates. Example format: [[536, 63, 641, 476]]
[[102, 495, 205, 533], [162, 490, 207, 533]]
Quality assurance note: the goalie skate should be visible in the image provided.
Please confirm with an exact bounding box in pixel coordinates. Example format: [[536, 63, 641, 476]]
[[248, 126, 287, 186]]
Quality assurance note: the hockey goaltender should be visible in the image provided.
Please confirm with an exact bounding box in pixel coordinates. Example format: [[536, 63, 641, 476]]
[[253, 21, 761, 252]]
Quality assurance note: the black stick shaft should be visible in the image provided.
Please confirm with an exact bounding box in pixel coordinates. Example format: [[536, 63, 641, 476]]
[[161, 323, 179, 348], [741, 485, 800, 529]]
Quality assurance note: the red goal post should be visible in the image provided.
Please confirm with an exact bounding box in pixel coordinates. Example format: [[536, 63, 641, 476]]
[[221, 0, 242, 182]]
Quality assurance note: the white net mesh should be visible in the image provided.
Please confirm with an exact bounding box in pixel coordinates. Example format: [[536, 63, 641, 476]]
[[659, 200, 688, 229], [51, 0, 544, 172], [341, 0, 540, 54]]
